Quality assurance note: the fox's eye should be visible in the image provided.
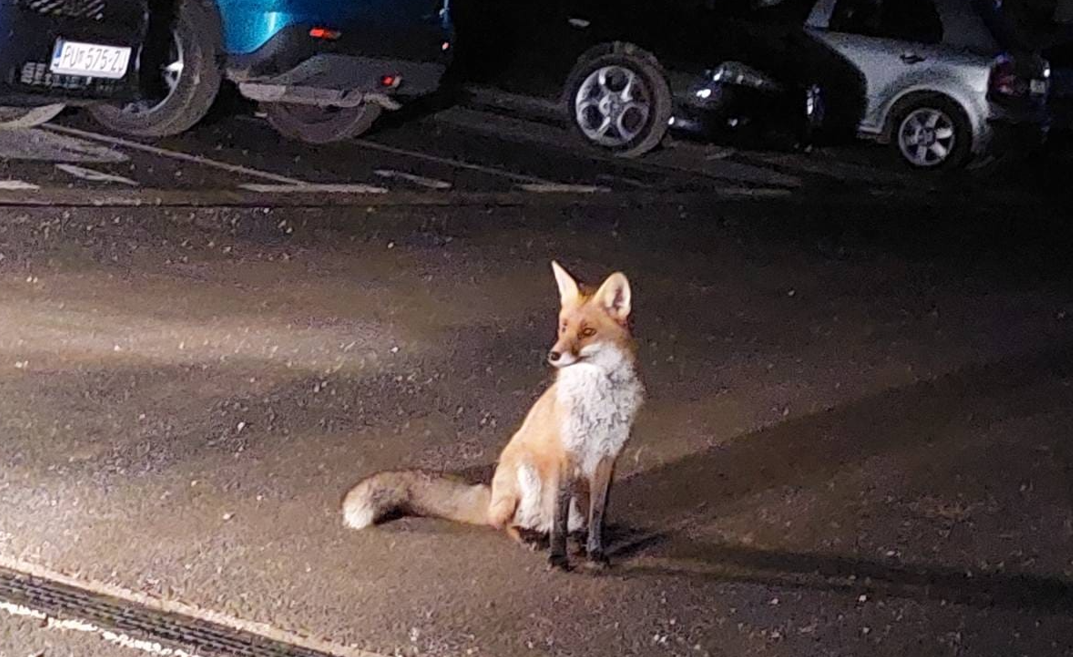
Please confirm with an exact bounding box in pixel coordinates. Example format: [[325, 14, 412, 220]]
[[560, 323, 567, 334], [581, 327, 596, 338]]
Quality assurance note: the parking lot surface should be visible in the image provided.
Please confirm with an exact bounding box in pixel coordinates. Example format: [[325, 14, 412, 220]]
[[1, 105, 1072, 657]]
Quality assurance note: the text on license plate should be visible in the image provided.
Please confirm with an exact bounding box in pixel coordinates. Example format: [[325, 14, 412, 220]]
[[50, 40, 132, 79], [1030, 79, 1049, 95]]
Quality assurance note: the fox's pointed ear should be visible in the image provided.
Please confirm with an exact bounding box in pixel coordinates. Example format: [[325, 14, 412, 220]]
[[551, 261, 580, 306], [595, 272, 631, 322]]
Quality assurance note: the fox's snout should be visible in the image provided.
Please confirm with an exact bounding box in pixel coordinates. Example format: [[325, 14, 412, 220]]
[[547, 345, 578, 367]]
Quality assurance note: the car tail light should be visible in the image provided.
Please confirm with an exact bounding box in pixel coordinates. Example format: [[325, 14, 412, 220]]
[[990, 54, 1026, 97], [989, 54, 1050, 99], [309, 27, 341, 40]]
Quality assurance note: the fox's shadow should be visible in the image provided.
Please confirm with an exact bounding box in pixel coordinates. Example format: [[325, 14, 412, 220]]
[[451, 340, 1073, 614], [596, 340, 1073, 613]]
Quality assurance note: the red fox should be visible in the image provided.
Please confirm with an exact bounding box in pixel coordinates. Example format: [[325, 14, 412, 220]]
[[342, 261, 644, 570]]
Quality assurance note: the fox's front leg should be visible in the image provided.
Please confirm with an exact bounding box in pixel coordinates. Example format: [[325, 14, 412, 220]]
[[488, 465, 519, 542], [548, 465, 574, 571], [571, 485, 591, 555], [585, 456, 616, 568]]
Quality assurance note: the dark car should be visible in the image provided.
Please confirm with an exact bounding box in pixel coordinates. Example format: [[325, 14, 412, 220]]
[[453, 0, 821, 157], [1000, 3, 1073, 134], [0, 0, 148, 128], [452, 0, 1050, 166]]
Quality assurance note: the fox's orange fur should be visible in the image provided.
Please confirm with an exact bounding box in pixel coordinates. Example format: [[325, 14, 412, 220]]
[[343, 261, 644, 569]]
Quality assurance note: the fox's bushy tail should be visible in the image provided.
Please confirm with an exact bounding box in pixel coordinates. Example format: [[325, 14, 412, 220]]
[[342, 470, 491, 529]]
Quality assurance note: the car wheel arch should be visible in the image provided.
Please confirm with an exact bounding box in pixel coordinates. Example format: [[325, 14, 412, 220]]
[[148, 0, 225, 59], [880, 89, 977, 146]]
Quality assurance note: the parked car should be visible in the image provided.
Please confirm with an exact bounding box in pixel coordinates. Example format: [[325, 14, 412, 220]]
[[453, 0, 1050, 168], [87, 0, 454, 143], [990, 2, 1073, 136], [1046, 47, 1073, 133], [802, 0, 1051, 169], [453, 0, 821, 157], [0, 0, 148, 129]]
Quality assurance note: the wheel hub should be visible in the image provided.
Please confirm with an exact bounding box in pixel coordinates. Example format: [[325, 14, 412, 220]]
[[897, 107, 957, 168], [574, 65, 651, 147], [603, 95, 624, 119], [123, 29, 183, 115]]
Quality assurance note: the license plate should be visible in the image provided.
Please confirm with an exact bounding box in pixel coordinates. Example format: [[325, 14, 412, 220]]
[[1030, 79, 1049, 95], [50, 39, 132, 79]]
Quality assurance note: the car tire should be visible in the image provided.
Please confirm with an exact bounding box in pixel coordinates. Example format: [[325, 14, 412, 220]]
[[888, 94, 972, 171], [0, 104, 65, 129], [564, 44, 673, 158], [263, 103, 383, 144], [88, 0, 221, 137]]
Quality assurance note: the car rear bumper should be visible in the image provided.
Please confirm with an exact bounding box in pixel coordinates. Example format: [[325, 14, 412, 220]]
[[982, 96, 1050, 154], [226, 18, 452, 101], [984, 116, 1050, 157], [1047, 100, 1073, 133], [0, 0, 146, 106], [237, 54, 449, 110]]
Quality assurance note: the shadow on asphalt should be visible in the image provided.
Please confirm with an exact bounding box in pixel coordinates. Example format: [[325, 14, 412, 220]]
[[7, 199, 1073, 619], [612, 540, 1073, 614], [607, 339, 1073, 613], [378, 322, 1073, 615]]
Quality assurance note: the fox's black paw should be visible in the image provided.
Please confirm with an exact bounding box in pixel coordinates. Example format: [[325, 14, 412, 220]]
[[547, 553, 571, 572], [585, 550, 611, 571]]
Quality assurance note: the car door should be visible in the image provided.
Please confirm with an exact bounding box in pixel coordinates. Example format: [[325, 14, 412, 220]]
[[805, 0, 946, 134]]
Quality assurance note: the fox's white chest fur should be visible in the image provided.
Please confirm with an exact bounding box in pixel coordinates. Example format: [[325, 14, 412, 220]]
[[555, 345, 644, 475], [511, 345, 643, 534]]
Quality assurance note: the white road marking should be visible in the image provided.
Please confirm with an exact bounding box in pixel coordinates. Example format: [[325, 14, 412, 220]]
[[0, 600, 205, 657], [0, 556, 387, 657], [0, 128, 128, 163], [516, 183, 610, 193], [704, 148, 738, 161], [354, 138, 559, 185], [0, 180, 39, 190], [717, 187, 793, 198], [373, 169, 452, 190], [595, 173, 651, 189], [56, 163, 139, 186], [239, 183, 388, 194], [46, 125, 307, 185], [433, 105, 802, 188]]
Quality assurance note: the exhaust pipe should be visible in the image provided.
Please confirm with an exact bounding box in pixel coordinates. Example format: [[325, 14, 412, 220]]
[[238, 84, 401, 111]]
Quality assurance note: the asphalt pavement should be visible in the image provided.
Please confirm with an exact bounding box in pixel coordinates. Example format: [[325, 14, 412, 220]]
[[1, 104, 1072, 657], [0, 99, 938, 205]]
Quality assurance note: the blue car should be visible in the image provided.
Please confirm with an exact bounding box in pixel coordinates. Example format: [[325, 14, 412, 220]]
[[88, 0, 453, 143], [0, 0, 149, 129]]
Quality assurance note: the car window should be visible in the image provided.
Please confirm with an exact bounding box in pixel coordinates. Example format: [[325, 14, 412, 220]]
[[829, 0, 943, 44], [879, 0, 943, 43], [830, 0, 882, 34], [749, 0, 819, 23]]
